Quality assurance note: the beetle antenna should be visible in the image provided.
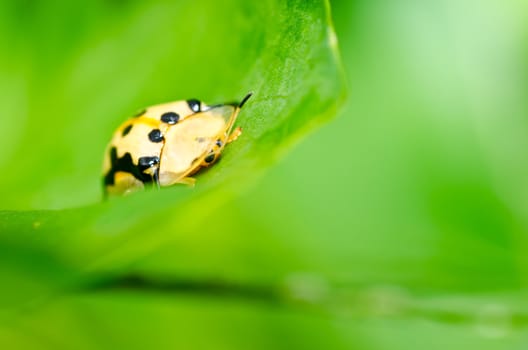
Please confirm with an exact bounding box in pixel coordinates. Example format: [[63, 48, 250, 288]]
[[238, 92, 253, 108]]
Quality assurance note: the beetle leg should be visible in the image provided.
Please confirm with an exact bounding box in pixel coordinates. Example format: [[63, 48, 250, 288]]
[[178, 177, 196, 187], [153, 168, 160, 190], [227, 127, 242, 143]]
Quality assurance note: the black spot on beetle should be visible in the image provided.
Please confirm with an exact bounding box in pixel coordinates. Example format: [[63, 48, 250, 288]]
[[138, 156, 160, 187], [138, 156, 160, 171], [204, 153, 215, 163], [215, 139, 223, 147], [148, 129, 164, 143], [187, 99, 201, 113], [161, 112, 180, 124], [122, 124, 133, 137], [103, 147, 159, 188]]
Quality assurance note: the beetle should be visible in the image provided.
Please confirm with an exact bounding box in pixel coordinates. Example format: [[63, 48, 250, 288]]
[[102, 93, 252, 196]]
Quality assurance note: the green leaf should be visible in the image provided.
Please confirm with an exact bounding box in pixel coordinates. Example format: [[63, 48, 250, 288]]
[[0, 0, 346, 348], [0, 0, 345, 210]]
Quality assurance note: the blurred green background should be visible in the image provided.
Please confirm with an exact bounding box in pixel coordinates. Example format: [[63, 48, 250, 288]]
[[1, 0, 528, 349]]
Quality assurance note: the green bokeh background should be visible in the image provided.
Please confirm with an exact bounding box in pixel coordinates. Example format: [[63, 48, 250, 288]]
[[1, 0, 528, 349], [262, 0, 528, 291]]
